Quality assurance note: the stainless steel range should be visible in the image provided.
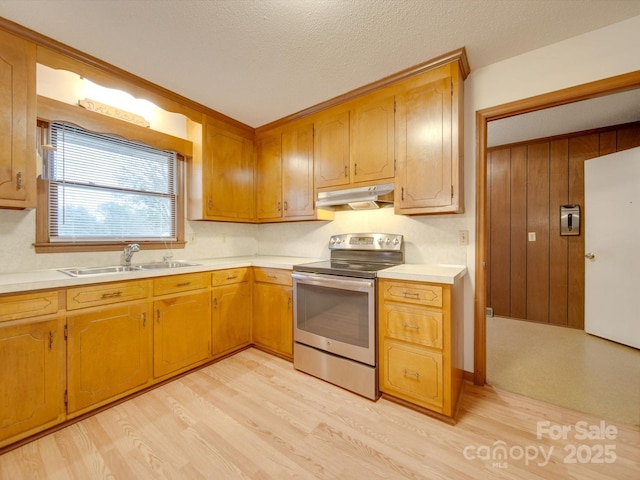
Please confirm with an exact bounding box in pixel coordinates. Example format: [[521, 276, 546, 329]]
[[292, 233, 404, 399]]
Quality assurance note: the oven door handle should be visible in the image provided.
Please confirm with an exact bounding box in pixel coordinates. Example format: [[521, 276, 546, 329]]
[[292, 272, 374, 292]]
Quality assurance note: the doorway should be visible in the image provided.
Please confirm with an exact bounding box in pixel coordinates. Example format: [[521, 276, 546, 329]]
[[474, 70, 640, 386]]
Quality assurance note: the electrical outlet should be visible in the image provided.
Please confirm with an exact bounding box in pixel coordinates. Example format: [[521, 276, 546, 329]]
[[528, 232, 536, 242], [189, 232, 197, 244], [458, 230, 469, 245]]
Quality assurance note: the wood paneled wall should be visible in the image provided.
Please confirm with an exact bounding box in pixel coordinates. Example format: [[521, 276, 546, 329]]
[[487, 122, 640, 328]]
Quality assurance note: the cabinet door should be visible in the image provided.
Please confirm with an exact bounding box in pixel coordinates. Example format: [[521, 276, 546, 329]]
[[212, 282, 252, 356], [67, 303, 151, 413], [395, 77, 453, 212], [351, 93, 395, 184], [0, 29, 36, 208], [253, 282, 292, 357], [256, 131, 283, 220], [0, 317, 65, 447], [154, 291, 211, 378], [314, 109, 350, 188], [204, 120, 255, 220], [282, 122, 315, 218]]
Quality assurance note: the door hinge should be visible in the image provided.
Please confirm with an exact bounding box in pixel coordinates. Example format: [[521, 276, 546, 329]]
[[451, 185, 454, 198], [64, 324, 68, 340], [394, 99, 396, 113], [64, 390, 68, 408], [451, 79, 454, 96]]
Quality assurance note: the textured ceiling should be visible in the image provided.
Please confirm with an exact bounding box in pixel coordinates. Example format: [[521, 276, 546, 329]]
[[1, 0, 640, 128]]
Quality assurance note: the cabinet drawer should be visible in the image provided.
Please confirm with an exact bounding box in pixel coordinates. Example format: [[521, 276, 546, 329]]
[[381, 340, 443, 409], [381, 280, 443, 307], [67, 281, 150, 310], [0, 291, 60, 322], [253, 267, 292, 286], [154, 272, 210, 296], [381, 303, 443, 349], [211, 267, 250, 286]]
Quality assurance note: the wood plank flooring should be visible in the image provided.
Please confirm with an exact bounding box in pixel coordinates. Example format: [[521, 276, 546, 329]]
[[1, 348, 638, 479]]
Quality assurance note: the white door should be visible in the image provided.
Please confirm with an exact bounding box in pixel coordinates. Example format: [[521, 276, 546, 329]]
[[584, 147, 640, 349]]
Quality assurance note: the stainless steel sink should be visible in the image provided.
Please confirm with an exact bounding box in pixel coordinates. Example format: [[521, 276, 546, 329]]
[[137, 261, 200, 270], [59, 261, 200, 277], [59, 265, 142, 277]]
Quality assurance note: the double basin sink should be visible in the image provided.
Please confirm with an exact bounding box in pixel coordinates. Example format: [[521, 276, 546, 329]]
[[59, 261, 200, 277]]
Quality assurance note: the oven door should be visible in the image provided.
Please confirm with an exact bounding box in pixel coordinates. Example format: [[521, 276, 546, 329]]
[[292, 272, 375, 366]]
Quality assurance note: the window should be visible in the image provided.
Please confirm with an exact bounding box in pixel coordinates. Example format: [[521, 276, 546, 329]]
[[42, 122, 180, 246]]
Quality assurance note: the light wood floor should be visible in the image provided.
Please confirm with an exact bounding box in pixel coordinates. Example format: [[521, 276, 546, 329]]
[[1, 348, 639, 479]]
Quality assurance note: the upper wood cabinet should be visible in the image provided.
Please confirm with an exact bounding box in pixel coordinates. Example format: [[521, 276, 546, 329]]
[[188, 115, 255, 222], [0, 29, 36, 209], [350, 92, 395, 184], [395, 63, 463, 214], [313, 92, 394, 190], [314, 108, 350, 189], [256, 122, 329, 222]]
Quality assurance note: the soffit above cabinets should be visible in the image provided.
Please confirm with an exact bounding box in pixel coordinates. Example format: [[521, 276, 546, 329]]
[[1, 1, 640, 127]]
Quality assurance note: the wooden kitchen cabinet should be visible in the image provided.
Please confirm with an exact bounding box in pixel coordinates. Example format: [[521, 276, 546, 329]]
[[0, 29, 36, 209], [212, 268, 252, 357], [350, 91, 395, 184], [252, 267, 293, 359], [188, 115, 255, 221], [0, 290, 65, 448], [153, 273, 212, 378], [256, 122, 324, 222], [378, 278, 464, 421], [67, 301, 152, 415], [395, 62, 463, 214], [314, 107, 350, 189]]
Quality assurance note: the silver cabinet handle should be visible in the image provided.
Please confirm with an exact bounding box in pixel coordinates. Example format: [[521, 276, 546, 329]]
[[401, 323, 419, 330], [403, 369, 420, 378], [585, 252, 596, 260]]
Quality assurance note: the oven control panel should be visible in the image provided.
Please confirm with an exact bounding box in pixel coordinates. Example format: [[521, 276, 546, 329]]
[[329, 233, 403, 251]]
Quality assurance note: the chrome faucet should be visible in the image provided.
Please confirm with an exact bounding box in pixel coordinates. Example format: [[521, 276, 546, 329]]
[[123, 243, 140, 266]]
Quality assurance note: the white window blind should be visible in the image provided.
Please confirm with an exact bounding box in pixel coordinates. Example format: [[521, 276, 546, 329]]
[[46, 122, 178, 242]]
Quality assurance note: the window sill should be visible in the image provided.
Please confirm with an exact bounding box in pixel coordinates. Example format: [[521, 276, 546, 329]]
[[34, 241, 186, 254]]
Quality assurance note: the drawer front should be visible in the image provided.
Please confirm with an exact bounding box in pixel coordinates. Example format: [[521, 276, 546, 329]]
[[381, 303, 443, 349], [381, 280, 443, 307], [0, 291, 60, 322], [211, 267, 250, 286], [381, 340, 443, 409], [67, 281, 150, 310], [253, 267, 292, 286], [154, 272, 210, 296]]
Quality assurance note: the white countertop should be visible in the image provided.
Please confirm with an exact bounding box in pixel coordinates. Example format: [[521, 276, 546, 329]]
[[378, 264, 467, 284], [0, 256, 467, 295], [0, 256, 320, 295]]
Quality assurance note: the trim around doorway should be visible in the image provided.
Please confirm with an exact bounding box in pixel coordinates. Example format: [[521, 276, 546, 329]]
[[474, 70, 640, 385]]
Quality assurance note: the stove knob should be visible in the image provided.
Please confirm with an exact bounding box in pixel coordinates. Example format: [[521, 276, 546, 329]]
[[385, 237, 391, 244], [329, 237, 336, 245], [393, 237, 400, 245]]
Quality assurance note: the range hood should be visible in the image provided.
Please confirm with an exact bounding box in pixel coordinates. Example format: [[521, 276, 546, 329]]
[[316, 183, 394, 210]]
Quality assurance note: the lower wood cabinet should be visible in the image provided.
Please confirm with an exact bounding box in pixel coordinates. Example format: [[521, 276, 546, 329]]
[[378, 278, 464, 420], [153, 290, 211, 379], [212, 268, 252, 357], [0, 315, 65, 448], [67, 302, 152, 415], [252, 267, 293, 359]]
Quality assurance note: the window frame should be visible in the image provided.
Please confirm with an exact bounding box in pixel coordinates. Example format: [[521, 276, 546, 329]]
[[35, 96, 189, 253]]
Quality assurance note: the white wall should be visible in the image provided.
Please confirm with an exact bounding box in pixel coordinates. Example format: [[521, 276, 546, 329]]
[[1, 15, 638, 373], [461, 14, 640, 371]]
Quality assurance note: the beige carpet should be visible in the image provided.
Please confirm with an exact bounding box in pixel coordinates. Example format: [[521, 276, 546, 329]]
[[487, 315, 640, 426]]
